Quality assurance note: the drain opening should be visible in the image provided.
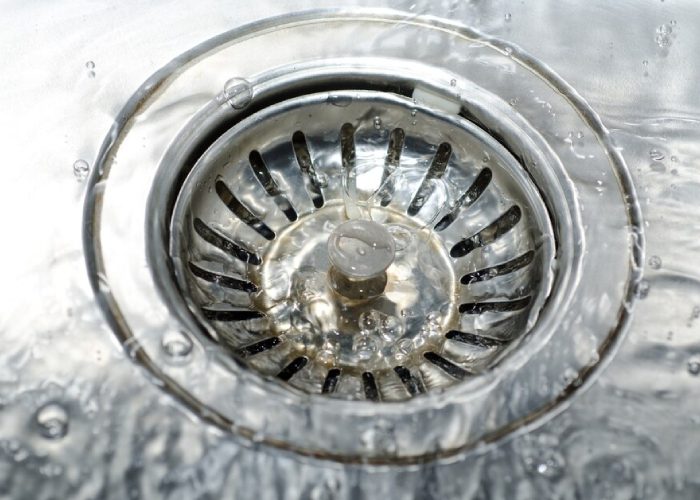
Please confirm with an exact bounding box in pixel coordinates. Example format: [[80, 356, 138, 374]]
[[168, 88, 555, 402]]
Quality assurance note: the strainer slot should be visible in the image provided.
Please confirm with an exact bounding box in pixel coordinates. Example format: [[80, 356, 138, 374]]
[[188, 261, 258, 293], [435, 167, 493, 231], [407, 141, 452, 216], [460, 250, 535, 285], [278, 356, 309, 381], [249, 150, 298, 222], [239, 337, 282, 358], [459, 297, 531, 315], [215, 178, 276, 240], [423, 352, 471, 380], [450, 205, 522, 258], [378, 127, 406, 207], [201, 305, 265, 322], [362, 372, 380, 401], [393, 366, 425, 396], [192, 218, 262, 265], [292, 131, 325, 209]]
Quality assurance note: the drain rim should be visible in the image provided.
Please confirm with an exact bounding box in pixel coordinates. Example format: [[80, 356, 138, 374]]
[[84, 10, 643, 463]]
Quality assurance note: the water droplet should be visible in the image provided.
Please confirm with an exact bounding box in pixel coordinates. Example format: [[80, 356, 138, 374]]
[[649, 148, 665, 161], [450, 78, 457, 87], [161, 331, 193, 361], [576, 131, 584, 139], [504, 46, 513, 55], [222, 78, 253, 109], [504, 12, 512, 21], [636, 279, 650, 299], [328, 94, 352, 107], [73, 159, 90, 181], [648, 255, 662, 269], [85, 61, 95, 69], [373, 116, 382, 130], [482, 152, 491, 163], [358, 310, 380, 333], [688, 359, 700, 376], [509, 97, 518, 106], [411, 109, 417, 117], [35, 402, 69, 439], [642, 60, 649, 67], [393, 338, 413, 362]]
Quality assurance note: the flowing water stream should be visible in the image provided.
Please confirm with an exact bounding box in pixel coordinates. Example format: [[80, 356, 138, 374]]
[[1, 1, 699, 498]]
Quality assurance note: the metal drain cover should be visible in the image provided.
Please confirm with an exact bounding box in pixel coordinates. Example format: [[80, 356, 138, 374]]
[[171, 90, 554, 401], [85, 12, 641, 462]]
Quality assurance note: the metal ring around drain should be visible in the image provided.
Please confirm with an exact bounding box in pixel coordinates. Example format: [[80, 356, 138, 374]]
[[84, 10, 642, 463]]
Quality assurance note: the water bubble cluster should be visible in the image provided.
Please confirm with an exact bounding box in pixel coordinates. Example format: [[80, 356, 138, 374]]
[[655, 24, 673, 48]]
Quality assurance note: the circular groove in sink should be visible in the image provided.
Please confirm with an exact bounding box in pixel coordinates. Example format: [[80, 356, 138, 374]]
[[84, 11, 643, 463]]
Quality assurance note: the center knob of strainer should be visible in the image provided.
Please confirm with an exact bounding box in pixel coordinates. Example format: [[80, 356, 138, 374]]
[[328, 219, 396, 278], [327, 219, 396, 300]]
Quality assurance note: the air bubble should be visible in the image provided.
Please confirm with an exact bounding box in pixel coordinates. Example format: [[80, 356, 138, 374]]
[[450, 78, 457, 87], [688, 359, 700, 376], [393, 338, 413, 362], [85, 61, 95, 69], [222, 78, 253, 109], [373, 116, 382, 130], [504, 12, 512, 21], [353, 335, 377, 361], [358, 310, 380, 333], [379, 315, 403, 342], [648, 255, 662, 269], [35, 402, 69, 439], [387, 224, 413, 252], [73, 159, 90, 181], [649, 149, 665, 161], [161, 331, 194, 361]]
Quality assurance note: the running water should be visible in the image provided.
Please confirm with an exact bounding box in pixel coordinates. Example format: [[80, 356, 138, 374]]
[[1, 1, 700, 498]]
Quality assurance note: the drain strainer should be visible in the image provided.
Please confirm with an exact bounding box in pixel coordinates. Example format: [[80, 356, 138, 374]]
[[85, 11, 642, 462], [171, 90, 554, 401]]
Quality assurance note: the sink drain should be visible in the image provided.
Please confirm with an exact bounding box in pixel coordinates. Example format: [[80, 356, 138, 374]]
[[84, 11, 642, 463], [169, 89, 554, 401]]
